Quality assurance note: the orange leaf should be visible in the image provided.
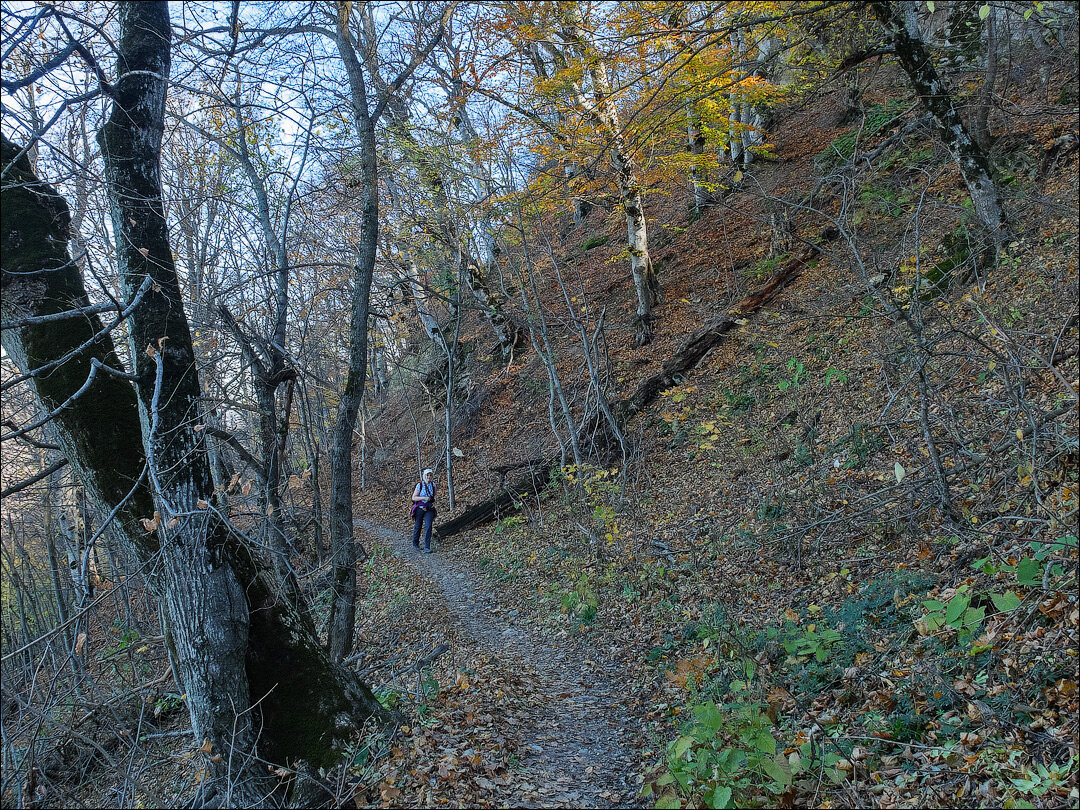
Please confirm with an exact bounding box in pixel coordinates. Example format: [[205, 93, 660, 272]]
[[140, 511, 161, 532]]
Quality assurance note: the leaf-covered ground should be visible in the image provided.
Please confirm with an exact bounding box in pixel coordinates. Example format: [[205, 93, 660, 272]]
[[345, 519, 642, 808], [348, 57, 1079, 810]]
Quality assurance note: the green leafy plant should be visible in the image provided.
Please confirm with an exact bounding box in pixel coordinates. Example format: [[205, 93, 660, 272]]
[[494, 515, 526, 534], [746, 254, 787, 283], [776, 623, 844, 664], [823, 367, 847, 386], [582, 233, 610, 250], [555, 572, 599, 626], [1010, 755, 1079, 800], [915, 584, 1014, 650], [776, 359, 805, 391], [832, 422, 883, 469], [645, 673, 837, 809], [973, 533, 1077, 589], [815, 99, 909, 169]]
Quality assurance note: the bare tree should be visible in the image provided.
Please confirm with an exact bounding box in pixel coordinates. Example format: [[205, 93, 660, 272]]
[[3, 3, 389, 801]]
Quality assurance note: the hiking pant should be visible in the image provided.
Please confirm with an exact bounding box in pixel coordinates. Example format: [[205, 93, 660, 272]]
[[412, 507, 435, 549]]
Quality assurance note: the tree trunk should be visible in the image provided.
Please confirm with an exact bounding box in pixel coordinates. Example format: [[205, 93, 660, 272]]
[[2, 7, 389, 798], [327, 4, 378, 662], [973, 2, 999, 151], [871, 0, 1006, 250], [688, 106, 710, 214], [560, 2, 659, 346], [98, 8, 264, 795]]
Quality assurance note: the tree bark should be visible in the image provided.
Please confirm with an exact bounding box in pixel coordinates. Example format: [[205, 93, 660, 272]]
[[972, 2, 999, 151], [688, 106, 710, 214], [97, 8, 263, 794], [327, 2, 377, 662], [2, 5, 389, 797], [559, 1, 660, 346], [871, 0, 1006, 249]]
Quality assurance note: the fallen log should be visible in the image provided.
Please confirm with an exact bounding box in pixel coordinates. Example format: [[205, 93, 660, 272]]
[[617, 227, 838, 422], [435, 459, 551, 537], [436, 227, 839, 538]]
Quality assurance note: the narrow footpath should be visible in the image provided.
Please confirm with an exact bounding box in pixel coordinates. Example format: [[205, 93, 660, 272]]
[[355, 518, 643, 808]]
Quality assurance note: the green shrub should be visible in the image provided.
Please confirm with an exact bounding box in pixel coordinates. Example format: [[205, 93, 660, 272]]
[[815, 99, 909, 170]]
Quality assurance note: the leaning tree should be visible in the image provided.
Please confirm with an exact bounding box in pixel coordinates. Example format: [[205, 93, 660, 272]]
[[1, 2, 389, 804]]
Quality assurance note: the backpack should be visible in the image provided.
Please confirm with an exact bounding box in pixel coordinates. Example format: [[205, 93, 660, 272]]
[[408, 480, 436, 519]]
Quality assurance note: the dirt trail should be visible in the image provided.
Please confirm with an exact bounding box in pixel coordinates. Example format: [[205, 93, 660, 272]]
[[355, 518, 642, 808]]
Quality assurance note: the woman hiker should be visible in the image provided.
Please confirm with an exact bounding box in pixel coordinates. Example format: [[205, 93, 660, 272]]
[[411, 468, 437, 552]]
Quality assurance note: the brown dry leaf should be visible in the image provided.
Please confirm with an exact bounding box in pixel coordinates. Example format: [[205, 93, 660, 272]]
[[193, 424, 206, 432], [74, 632, 86, 655], [378, 782, 401, 803], [196, 499, 209, 510], [199, 739, 213, 755], [227, 472, 240, 493], [664, 654, 713, 687], [140, 511, 161, 532], [209, 754, 223, 764], [288, 474, 301, 490], [437, 756, 458, 779], [137, 247, 150, 258], [166, 517, 179, 528], [241, 480, 252, 496], [145, 343, 157, 359]]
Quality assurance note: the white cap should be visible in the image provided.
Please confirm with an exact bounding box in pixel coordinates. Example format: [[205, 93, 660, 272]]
[[422, 468, 434, 477]]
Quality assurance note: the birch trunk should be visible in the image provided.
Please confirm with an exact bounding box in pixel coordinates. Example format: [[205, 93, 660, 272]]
[[872, 0, 1006, 249], [688, 106, 709, 214], [560, 2, 659, 346]]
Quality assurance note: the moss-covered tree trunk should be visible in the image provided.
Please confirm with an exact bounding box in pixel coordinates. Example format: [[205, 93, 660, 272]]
[[1, 135, 157, 561], [3, 3, 388, 801], [871, 0, 1006, 250]]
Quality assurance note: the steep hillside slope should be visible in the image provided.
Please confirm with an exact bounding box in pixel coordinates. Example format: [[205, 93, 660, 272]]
[[351, 59, 1079, 809]]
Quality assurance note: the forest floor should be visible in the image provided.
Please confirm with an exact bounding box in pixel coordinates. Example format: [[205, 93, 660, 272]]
[[348, 518, 644, 808], [346, 56, 1079, 810]]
